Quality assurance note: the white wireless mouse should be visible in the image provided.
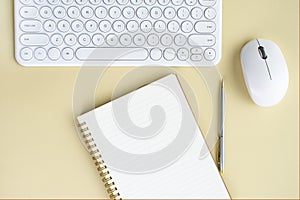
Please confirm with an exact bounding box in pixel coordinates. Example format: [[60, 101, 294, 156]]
[[240, 39, 289, 107]]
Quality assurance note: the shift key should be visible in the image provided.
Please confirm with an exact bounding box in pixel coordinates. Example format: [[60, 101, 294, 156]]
[[20, 34, 49, 46]]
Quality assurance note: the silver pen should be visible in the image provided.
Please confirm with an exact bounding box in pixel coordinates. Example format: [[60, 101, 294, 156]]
[[218, 79, 225, 173]]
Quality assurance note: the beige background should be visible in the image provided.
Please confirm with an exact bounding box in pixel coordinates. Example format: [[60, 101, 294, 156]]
[[0, 0, 299, 199]]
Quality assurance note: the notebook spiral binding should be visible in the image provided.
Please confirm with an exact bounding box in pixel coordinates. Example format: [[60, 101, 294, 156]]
[[78, 122, 121, 200]]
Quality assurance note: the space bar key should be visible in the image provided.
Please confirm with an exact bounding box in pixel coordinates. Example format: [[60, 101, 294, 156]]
[[76, 48, 149, 61]]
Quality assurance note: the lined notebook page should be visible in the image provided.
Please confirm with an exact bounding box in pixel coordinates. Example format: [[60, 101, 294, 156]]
[[77, 74, 230, 199]]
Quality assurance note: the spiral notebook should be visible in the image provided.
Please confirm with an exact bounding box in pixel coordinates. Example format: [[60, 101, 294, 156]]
[[77, 74, 230, 199]]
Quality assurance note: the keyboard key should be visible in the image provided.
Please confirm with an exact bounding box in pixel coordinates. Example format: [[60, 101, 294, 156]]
[[126, 20, 139, 32], [130, 0, 143, 5], [76, 0, 88, 4], [82, 6, 94, 18], [185, 0, 197, 5], [65, 34, 77, 46], [140, 20, 152, 33], [174, 34, 186, 46], [147, 34, 159, 46], [20, 34, 49, 46], [123, 7, 135, 19], [35, 0, 47, 5], [113, 21, 125, 32], [90, 0, 100, 4], [62, 0, 74, 5], [68, 7, 80, 18], [158, 0, 170, 6], [106, 34, 118, 46], [109, 7, 121, 18], [58, 20, 70, 32], [62, 48, 74, 61], [199, 0, 216, 6], [150, 7, 162, 19], [119, 34, 132, 46], [79, 34, 91, 46], [163, 48, 176, 61], [177, 7, 189, 19], [167, 21, 180, 33], [51, 34, 64, 46], [95, 7, 107, 19], [154, 20, 166, 32], [204, 7, 217, 20], [191, 7, 203, 19], [104, 0, 115, 5], [117, 0, 129, 4], [164, 7, 176, 19], [40, 7, 52, 19], [20, 48, 33, 60], [181, 21, 193, 33], [34, 47, 47, 60], [171, 0, 183, 5], [72, 20, 84, 32], [150, 48, 162, 61], [191, 54, 202, 61], [76, 48, 148, 61], [20, 7, 38, 19], [136, 7, 149, 19], [191, 48, 203, 54], [93, 34, 105, 46], [161, 34, 173, 46], [20, 20, 42, 32], [44, 20, 56, 32], [145, 0, 155, 5], [99, 20, 111, 32], [195, 21, 216, 33], [48, 0, 59, 5], [204, 48, 216, 61], [53, 7, 66, 19], [177, 48, 189, 61], [86, 20, 98, 32], [20, 0, 31, 5], [188, 34, 216, 46], [48, 47, 60, 60], [133, 34, 146, 46]]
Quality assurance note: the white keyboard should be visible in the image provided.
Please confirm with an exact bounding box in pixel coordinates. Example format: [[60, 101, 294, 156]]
[[14, 0, 222, 67]]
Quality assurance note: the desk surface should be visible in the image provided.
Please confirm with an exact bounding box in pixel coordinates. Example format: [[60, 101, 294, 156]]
[[0, 0, 299, 199]]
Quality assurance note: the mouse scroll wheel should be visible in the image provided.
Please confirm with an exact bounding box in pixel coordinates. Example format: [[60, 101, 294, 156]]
[[258, 46, 268, 60]]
